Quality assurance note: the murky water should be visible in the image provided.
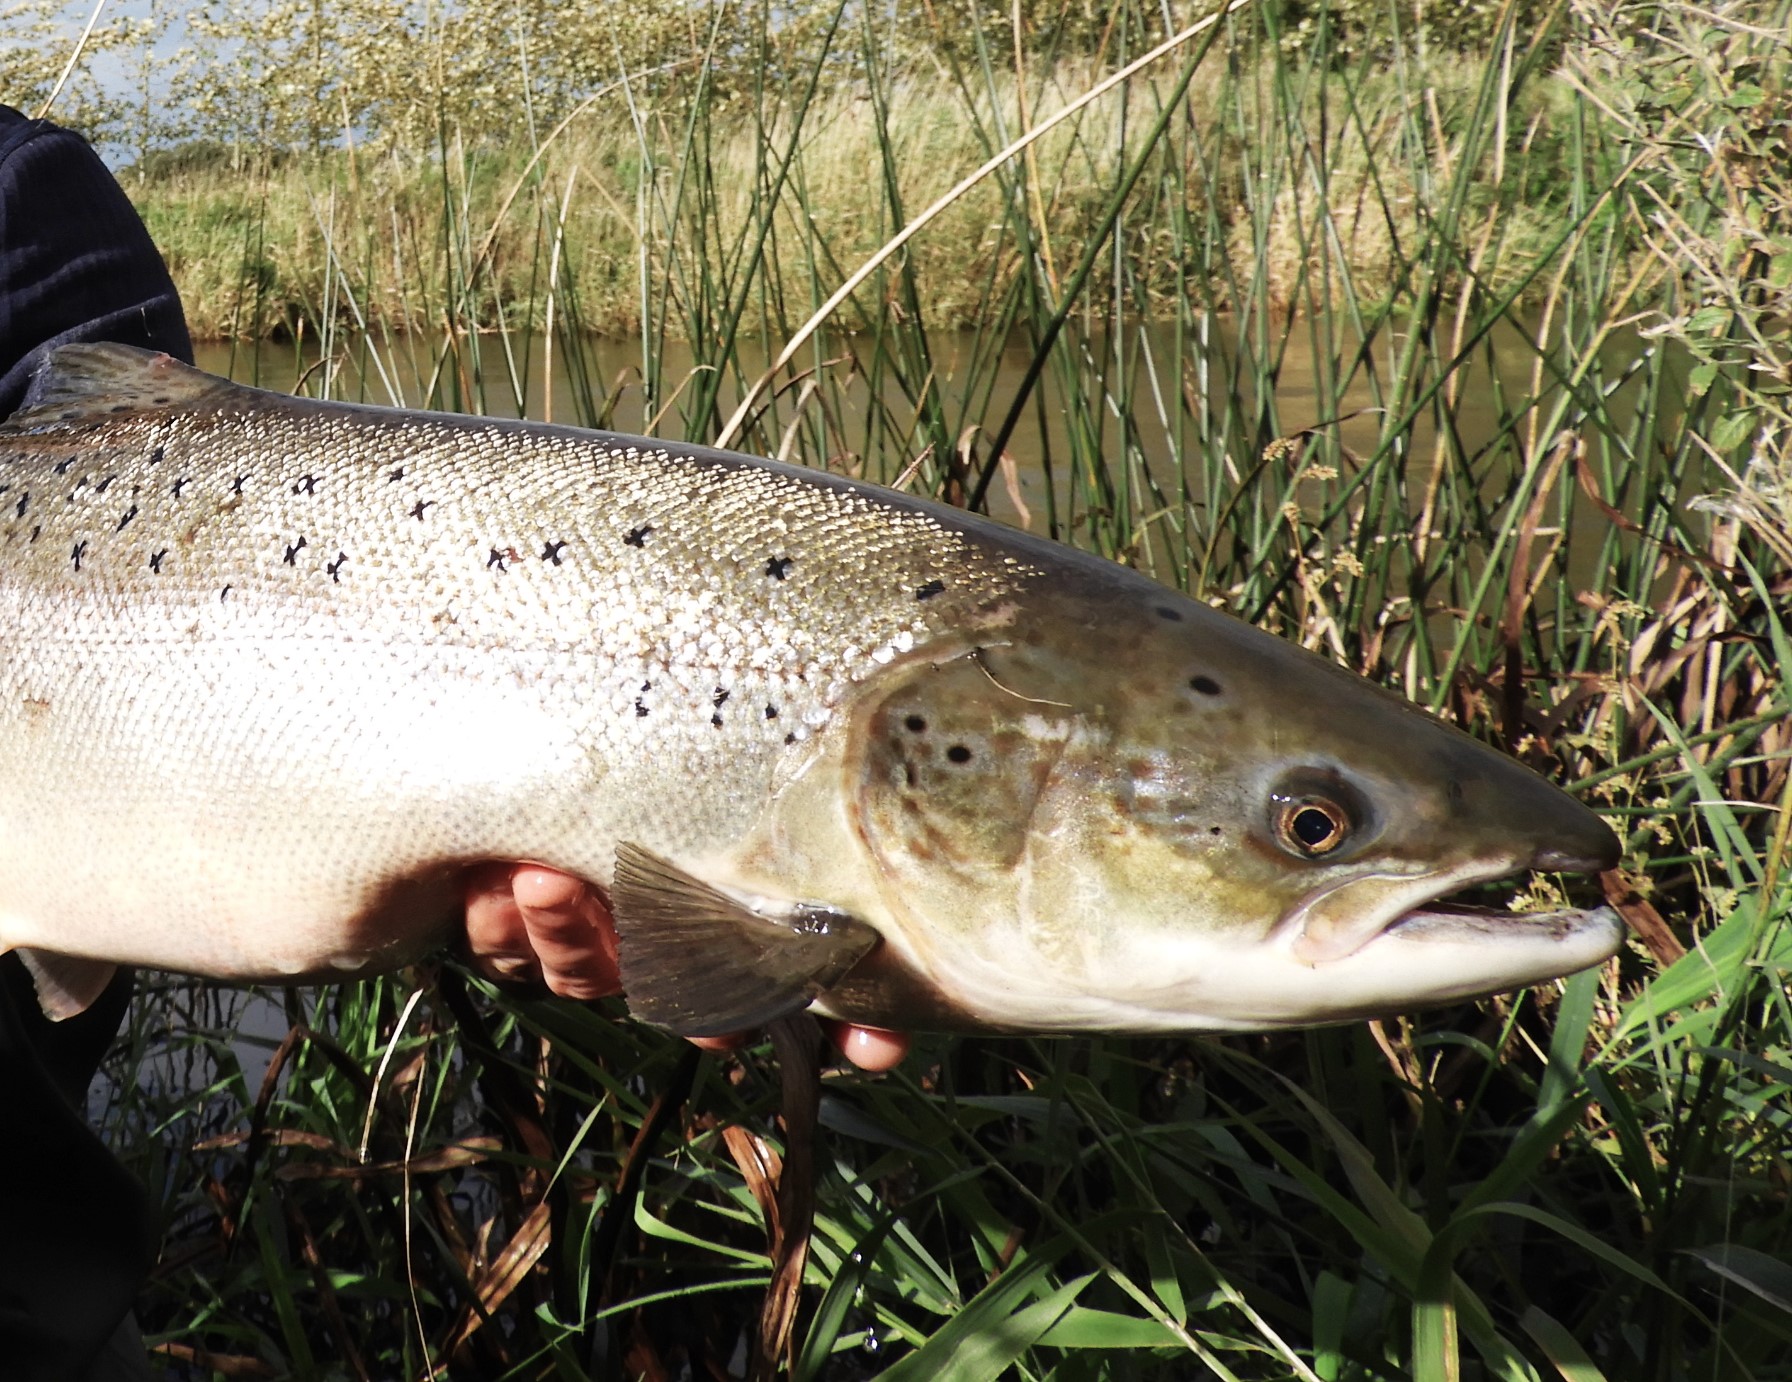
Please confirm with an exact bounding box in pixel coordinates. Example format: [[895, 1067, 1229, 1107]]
[[194, 320, 1662, 538]]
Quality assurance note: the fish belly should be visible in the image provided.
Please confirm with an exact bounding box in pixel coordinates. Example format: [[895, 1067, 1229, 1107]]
[[0, 603, 616, 979]]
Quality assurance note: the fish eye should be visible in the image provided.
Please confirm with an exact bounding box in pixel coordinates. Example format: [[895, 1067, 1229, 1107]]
[[1275, 799, 1350, 857], [1267, 770, 1369, 860]]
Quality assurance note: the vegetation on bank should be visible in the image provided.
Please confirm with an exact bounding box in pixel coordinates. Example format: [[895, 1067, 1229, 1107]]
[[4, 0, 1790, 1378]]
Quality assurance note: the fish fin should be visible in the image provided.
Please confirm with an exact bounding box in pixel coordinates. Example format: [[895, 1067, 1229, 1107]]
[[610, 842, 879, 1038], [8, 342, 227, 427], [16, 948, 118, 1021]]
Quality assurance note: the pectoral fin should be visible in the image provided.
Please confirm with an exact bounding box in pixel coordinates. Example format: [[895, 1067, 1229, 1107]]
[[16, 949, 118, 1021], [610, 843, 879, 1038]]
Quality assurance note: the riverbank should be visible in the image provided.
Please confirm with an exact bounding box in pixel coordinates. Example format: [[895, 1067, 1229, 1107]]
[[120, 47, 1569, 344]]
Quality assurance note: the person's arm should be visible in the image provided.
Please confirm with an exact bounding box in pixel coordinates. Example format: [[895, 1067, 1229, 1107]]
[[0, 105, 192, 415]]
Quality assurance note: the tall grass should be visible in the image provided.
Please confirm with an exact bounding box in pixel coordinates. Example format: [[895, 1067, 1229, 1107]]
[[32, 0, 1792, 1375]]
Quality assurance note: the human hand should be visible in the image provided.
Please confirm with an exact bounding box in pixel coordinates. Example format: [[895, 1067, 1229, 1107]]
[[462, 862, 909, 1072]]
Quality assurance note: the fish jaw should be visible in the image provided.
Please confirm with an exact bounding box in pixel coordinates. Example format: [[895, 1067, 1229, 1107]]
[[1091, 901, 1625, 1033]]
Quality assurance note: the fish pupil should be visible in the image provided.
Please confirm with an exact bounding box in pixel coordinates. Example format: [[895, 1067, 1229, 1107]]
[[1292, 806, 1339, 850]]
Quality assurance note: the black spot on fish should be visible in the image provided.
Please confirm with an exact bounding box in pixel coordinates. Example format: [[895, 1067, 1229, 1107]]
[[151, 395, 170, 406], [1156, 605, 1183, 622], [149, 549, 166, 573], [635, 698, 650, 717], [410, 499, 434, 521], [284, 536, 307, 565], [293, 475, 317, 495], [641, 680, 652, 692], [388, 467, 404, 482], [946, 744, 973, 764], [108, 404, 129, 414], [233, 475, 247, 495], [623, 525, 653, 548], [1188, 675, 1222, 696], [220, 585, 231, 601], [28, 524, 39, 542], [713, 688, 730, 708], [904, 714, 927, 733], [116, 504, 137, 532], [326, 552, 347, 582], [148, 446, 165, 465], [13, 493, 25, 518], [784, 732, 797, 745], [94, 474, 114, 494], [70, 541, 86, 572], [711, 712, 724, 728], [53, 457, 75, 475], [915, 578, 945, 601], [172, 477, 188, 498], [487, 547, 508, 572], [1209, 825, 1222, 836], [765, 555, 792, 580], [764, 704, 778, 720], [541, 539, 568, 565]]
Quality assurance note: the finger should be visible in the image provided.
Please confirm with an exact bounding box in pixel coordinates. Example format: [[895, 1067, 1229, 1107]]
[[463, 861, 541, 984], [512, 864, 621, 1000], [823, 1022, 908, 1072]]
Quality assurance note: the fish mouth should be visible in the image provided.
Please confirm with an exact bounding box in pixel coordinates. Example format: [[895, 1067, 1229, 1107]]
[[1283, 859, 1621, 968]]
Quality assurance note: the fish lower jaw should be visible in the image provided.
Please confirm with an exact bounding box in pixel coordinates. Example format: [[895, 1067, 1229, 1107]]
[[918, 903, 1626, 1035]]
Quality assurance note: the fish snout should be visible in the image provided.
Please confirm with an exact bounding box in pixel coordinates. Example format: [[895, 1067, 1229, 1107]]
[[1527, 827, 1621, 876]]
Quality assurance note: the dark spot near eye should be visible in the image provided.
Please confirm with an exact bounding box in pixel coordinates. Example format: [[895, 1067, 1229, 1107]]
[[1189, 675, 1222, 696], [388, 467, 404, 482], [541, 539, 568, 565], [147, 445, 164, 465], [764, 704, 778, 720], [904, 714, 927, 733], [283, 536, 307, 565], [713, 688, 730, 708], [70, 541, 86, 571], [915, 578, 945, 601], [410, 499, 434, 521], [293, 474, 317, 495], [116, 505, 137, 532], [1156, 605, 1183, 621], [326, 552, 347, 582], [946, 744, 972, 764], [623, 525, 653, 547], [711, 712, 724, 728], [149, 549, 166, 573], [53, 457, 75, 475], [765, 555, 792, 580]]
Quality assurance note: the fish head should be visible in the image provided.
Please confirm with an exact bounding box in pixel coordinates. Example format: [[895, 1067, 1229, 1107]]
[[840, 581, 1622, 1032]]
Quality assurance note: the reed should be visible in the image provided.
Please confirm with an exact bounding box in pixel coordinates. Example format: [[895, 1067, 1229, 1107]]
[[19, 0, 1789, 1376]]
